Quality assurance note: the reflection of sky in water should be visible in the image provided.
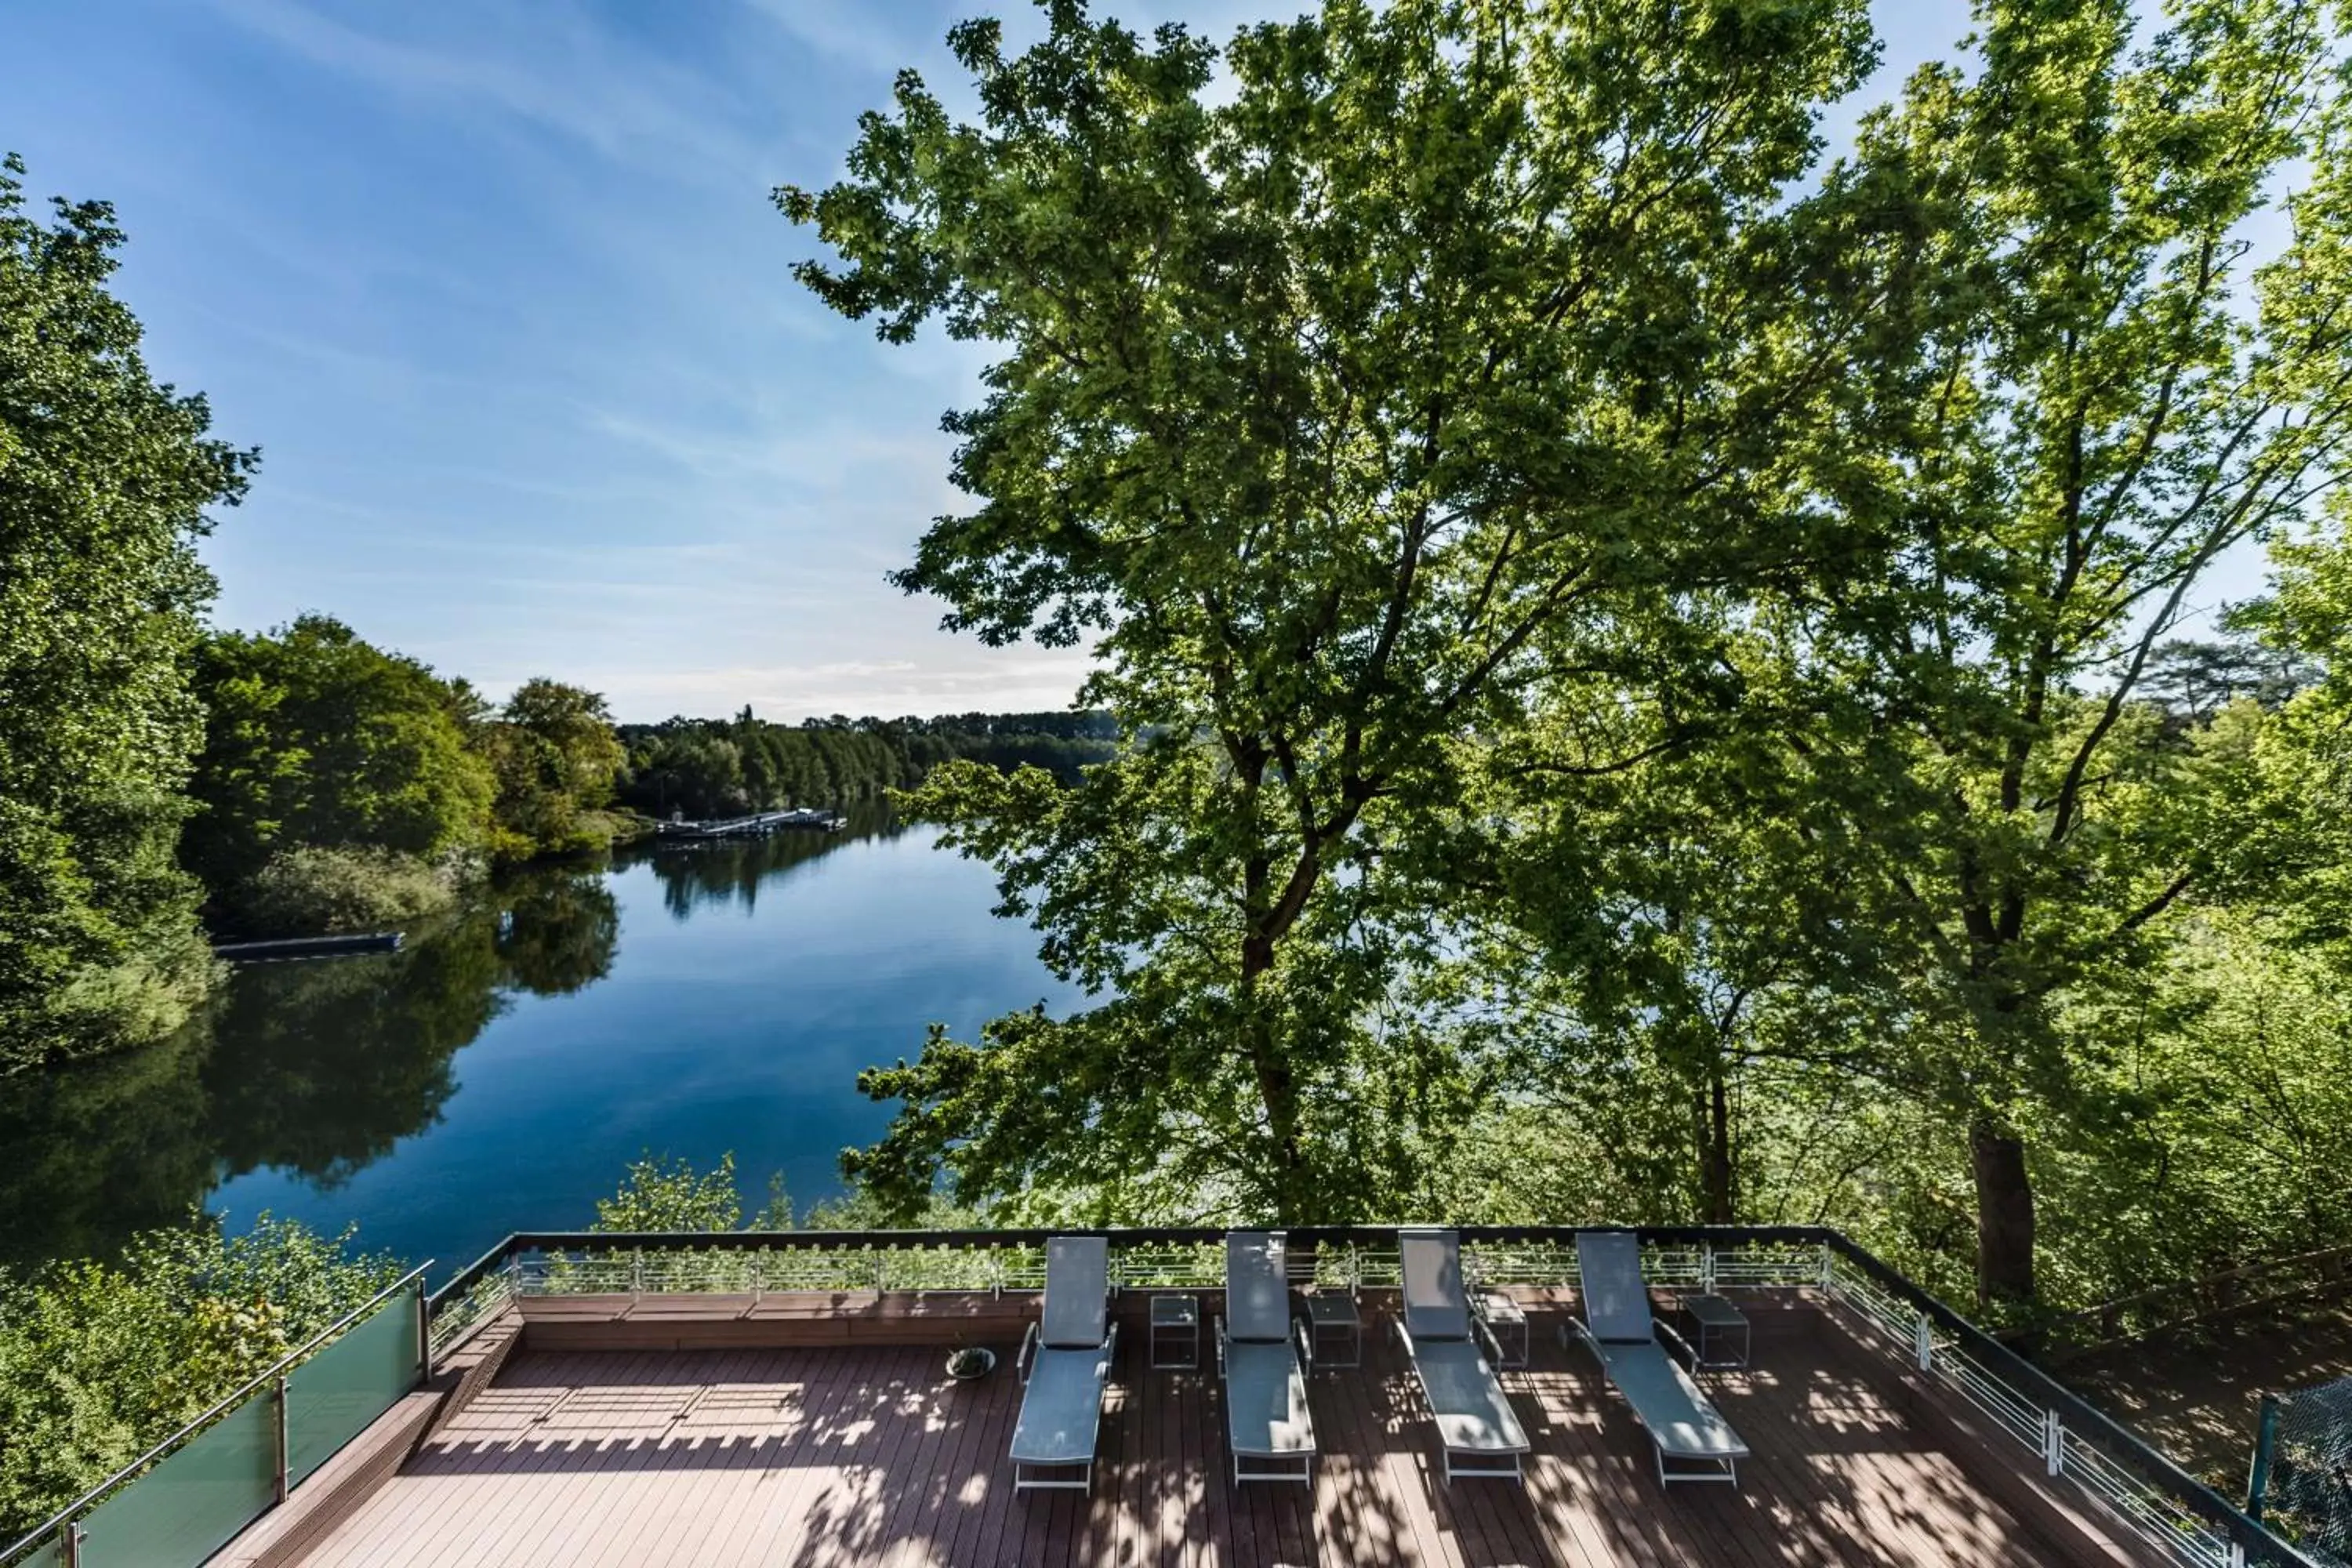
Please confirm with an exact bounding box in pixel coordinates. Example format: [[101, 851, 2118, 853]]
[[205, 822, 1076, 1283]]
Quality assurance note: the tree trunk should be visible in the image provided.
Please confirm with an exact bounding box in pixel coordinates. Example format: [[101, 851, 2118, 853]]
[[1699, 1064, 1735, 1225], [1240, 927, 1308, 1223], [1969, 1116, 2036, 1308], [1258, 1052, 1308, 1223]]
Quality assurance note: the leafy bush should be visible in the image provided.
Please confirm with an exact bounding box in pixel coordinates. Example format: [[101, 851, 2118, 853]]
[[231, 846, 459, 937], [592, 1151, 793, 1232], [0, 1214, 400, 1540]]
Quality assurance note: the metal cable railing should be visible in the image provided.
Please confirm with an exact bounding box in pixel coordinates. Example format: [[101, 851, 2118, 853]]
[[1816, 1244, 2311, 1568]]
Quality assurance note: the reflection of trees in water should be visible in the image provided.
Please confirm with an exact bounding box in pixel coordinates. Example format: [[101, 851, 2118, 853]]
[[201, 918, 508, 1191], [633, 802, 897, 923], [497, 871, 622, 995], [0, 863, 620, 1269], [0, 1027, 214, 1271]]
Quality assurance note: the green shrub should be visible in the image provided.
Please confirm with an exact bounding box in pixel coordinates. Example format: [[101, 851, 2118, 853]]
[[0, 1214, 400, 1539], [592, 1152, 793, 1232], [231, 846, 460, 936]]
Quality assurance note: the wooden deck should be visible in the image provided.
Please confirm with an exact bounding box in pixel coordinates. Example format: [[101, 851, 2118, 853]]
[[290, 1311, 2100, 1567]]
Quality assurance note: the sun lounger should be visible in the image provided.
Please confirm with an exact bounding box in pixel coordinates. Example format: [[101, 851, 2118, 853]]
[[1394, 1228, 1530, 1483], [1567, 1230, 1749, 1486], [1011, 1236, 1119, 1494], [1218, 1231, 1316, 1484]]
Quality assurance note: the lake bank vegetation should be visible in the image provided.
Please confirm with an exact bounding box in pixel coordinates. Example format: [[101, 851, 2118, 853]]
[[614, 708, 1116, 822], [0, 143, 1114, 1065]]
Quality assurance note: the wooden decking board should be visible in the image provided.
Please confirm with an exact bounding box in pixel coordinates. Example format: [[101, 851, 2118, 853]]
[[769, 1340, 894, 1566], [482, 1347, 648, 1565], [669, 1357, 787, 1566], [872, 1344, 963, 1562], [290, 1316, 2105, 1567], [598, 1345, 753, 1567]]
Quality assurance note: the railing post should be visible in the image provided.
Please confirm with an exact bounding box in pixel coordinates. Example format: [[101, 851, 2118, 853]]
[[1700, 1243, 1717, 1294], [2042, 1408, 2063, 1477], [414, 1276, 430, 1381], [1818, 1243, 1835, 1290], [60, 1519, 81, 1568], [1913, 1311, 1934, 1373], [2246, 1393, 2281, 1519], [751, 1250, 764, 1306], [631, 1249, 644, 1301], [273, 1372, 291, 1504]]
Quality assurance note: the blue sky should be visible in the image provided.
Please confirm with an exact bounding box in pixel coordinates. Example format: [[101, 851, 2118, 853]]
[[11, 0, 2253, 721]]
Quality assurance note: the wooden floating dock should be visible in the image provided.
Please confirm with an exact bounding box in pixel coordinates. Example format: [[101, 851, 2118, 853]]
[[653, 808, 845, 840], [212, 931, 405, 962]]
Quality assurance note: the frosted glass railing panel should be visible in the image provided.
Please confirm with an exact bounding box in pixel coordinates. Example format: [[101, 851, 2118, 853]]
[[288, 1288, 423, 1486], [74, 1395, 274, 1567]]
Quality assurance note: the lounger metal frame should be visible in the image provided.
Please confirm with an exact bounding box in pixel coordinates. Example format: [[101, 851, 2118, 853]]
[[1570, 1231, 1748, 1489], [1392, 1316, 1526, 1484], [1011, 1318, 1120, 1494], [1011, 1237, 1120, 1496], [1564, 1320, 1741, 1486], [1216, 1314, 1318, 1485], [1395, 1229, 1530, 1486]]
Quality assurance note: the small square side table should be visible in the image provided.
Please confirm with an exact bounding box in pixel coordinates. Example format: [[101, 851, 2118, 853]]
[[1475, 1292, 1530, 1369], [1305, 1294, 1361, 1368], [1682, 1293, 1751, 1370], [1150, 1294, 1200, 1370]]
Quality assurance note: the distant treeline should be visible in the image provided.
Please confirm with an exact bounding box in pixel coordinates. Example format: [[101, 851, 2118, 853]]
[[617, 710, 1117, 821]]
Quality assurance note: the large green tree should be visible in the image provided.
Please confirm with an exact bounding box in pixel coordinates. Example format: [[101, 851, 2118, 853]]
[[479, 679, 626, 860], [0, 154, 253, 1069], [182, 615, 494, 905], [1764, 0, 2352, 1305], [1472, 656, 1904, 1227], [784, 0, 1877, 1220]]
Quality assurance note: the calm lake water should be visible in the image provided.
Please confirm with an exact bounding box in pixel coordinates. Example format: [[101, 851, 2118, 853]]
[[0, 811, 1075, 1281]]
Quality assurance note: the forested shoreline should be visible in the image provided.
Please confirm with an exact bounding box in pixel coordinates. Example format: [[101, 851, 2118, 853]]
[[0, 148, 1111, 1071], [615, 709, 1115, 821]]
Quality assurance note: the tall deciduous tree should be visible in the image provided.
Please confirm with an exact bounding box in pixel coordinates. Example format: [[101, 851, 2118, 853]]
[[1473, 652, 1904, 1226], [480, 680, 626, 860], [183, 615, 495, 898], [0, 154, 253, 1068], [782, 0, 1875, 1220], [1780, 0, 2352, 1304]]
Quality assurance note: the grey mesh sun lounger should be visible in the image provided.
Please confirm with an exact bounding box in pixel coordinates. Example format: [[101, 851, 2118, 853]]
[[1011, 1236, 1120, 1494], [1393, 1228, 1530, 1484], [1567, 1230, 1749, 1486], [1218, 1231, 1316, 1484]]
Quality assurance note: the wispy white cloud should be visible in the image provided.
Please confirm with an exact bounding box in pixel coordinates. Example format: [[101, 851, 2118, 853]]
[[580, 404, 952, 492], [532, 648, 1094, 724], [208, 0, 773, 179], [741, 0, 942, 77]]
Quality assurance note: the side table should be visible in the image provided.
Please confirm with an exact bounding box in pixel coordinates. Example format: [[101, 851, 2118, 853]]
[[1305, 1294, 1361, 1369], [1682, 1293, 1750, 1370], [1150, 1294, 1200, 1370], [1475, 1292, 1530, 1369]]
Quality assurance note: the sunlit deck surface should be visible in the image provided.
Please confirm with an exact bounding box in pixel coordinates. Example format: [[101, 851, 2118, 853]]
[[285, 1294, 2122, 1567]]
